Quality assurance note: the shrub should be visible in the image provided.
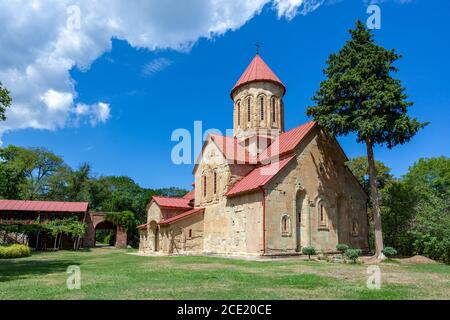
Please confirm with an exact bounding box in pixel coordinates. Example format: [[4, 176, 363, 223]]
[[0, 244, 31, 259], [302, 246, 316, 260], [345, 248, 362, 263], [336, 244, 349, 254], [382, 247, 398, 257]]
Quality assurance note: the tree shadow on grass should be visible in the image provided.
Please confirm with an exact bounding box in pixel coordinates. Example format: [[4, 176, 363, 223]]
[[0, 258, 80, 283]]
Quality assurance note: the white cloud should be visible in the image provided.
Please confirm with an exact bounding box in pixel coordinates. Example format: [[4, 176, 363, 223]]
[[41, 90, 73, 112], [74, 102, 111, 127], [142, 58, 173, 76], [0, 0, 409, 141], [274, 0, 325, 19]]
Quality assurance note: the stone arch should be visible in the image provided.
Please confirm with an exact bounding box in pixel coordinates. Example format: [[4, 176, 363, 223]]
[[294, 187, 308, 251], [270, 95, 278, 126], [280, 214, 292, 237], [315, 195, 331, 229], [245, 95, 253, 125], [149, 220, 159, 252], [94, 220, 116, 246], [83, 212, 127, 249], [257, 93, 267, 124], [351, 219, 359, 237], [235, 99, 242, 128]]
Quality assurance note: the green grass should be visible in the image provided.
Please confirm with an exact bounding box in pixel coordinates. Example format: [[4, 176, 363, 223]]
[[1, 248, 449, 300]]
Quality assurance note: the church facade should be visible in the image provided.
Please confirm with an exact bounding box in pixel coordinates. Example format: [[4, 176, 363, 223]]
[[138, 54, 369, 256]]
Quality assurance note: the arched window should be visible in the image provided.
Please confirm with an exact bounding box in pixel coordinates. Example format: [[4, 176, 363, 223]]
[[203, 175, 207, 197], [237, 102, 241, 126], [213, 171, 217, 195], [271, 97, 276, 124], [260, 96, 264, 121], [317, 199, 329, 228], [352, 220, 359, 237], [247, 97, 251, 122], [281, 214, 292, 236]]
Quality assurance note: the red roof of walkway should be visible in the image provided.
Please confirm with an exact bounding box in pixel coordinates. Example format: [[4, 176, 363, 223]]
[[0, 200, 89, 213]]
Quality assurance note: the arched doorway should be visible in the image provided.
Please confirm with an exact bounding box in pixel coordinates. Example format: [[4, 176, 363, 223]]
[[95, 220, 116, 247], [149, 221, 159, 252], [295, 189, 307, 252]]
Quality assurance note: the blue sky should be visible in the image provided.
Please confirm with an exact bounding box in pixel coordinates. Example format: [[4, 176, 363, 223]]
[[2, 0, 449, 189]]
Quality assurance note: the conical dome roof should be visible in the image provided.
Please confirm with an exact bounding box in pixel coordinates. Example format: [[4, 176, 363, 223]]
[[231, 54, 286, 96]]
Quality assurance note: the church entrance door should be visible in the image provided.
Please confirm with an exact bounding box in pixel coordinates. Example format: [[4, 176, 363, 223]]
[[296, 210, 302, 251], [295, 190, 306, 252]]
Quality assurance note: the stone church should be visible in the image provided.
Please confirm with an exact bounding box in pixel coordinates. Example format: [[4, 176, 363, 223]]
[[138, 54, 369, 256]]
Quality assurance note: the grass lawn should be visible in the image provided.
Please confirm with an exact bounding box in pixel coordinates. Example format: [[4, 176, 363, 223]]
[[1, 248, 449, 300]]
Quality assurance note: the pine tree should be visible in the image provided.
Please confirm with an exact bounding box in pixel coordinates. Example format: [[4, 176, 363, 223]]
[[307, 21, 427, 259]]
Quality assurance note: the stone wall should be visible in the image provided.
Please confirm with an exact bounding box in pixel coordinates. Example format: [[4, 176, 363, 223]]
[[202, 193, 263, 255], [159, 213, 204, 255], [231, 81, 285, 137], [140, 201, 199, 254], [263, 127, 369, 253]]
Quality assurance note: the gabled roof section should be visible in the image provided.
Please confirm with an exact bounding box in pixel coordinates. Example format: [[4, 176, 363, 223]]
[[0, 200, 89, 213], [259, 121, 317, 163], [151, 196, 192, 210], [232, 54, 286, 96], [159, 208, 204, 226], [225, 155, 296, 197], [182, 190, 195, 200], [137, 224, 148, 230], [210, 134, 255, 164]]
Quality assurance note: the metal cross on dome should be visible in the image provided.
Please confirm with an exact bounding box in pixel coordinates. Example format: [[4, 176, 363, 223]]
[[255, 42, 261, 55]]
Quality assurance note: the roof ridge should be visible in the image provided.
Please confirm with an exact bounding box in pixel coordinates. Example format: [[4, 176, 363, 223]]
[[225, 155, 296, 197]]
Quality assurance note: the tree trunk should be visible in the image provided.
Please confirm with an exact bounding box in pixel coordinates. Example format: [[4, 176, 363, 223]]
[[365, 138, 385, 259], [35, 231, 40, 250]]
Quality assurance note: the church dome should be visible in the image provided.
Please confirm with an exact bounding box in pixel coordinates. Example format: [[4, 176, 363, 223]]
[[231, 54, 286, 97]]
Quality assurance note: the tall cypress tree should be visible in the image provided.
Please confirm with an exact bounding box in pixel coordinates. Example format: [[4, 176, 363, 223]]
[[307, 21, 427, 258]]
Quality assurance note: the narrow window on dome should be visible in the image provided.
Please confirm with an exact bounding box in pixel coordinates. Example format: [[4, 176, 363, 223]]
[[271, 97, 276, 124], [260, 96, 264, 121], [203, 175, 207, 198], [247, 97, 251, 122], [237, 102, 241, 126]]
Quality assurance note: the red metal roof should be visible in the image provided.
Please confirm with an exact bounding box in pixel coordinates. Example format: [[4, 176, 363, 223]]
[[210, 134, 255, 164], [0, 200, 89, 213], [182, 190, 195, 200], [225, 155, 296, 197], [232, 54, 285, 95], [159, 208, 204, 226], [259, 121, 317, 163], [152, 196, 192, 210]]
